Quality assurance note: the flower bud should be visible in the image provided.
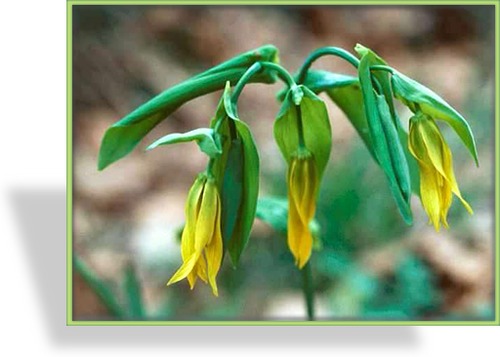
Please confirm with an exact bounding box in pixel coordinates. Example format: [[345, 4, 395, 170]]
[[408, 113, 473, 231], [167, 175, 223, 296], [287, 152, 319, 268]]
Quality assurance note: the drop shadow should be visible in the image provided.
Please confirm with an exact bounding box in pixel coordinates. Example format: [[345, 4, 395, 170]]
[[11, 188, 419, 348]]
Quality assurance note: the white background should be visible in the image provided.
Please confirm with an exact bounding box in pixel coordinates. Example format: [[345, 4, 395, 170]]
[[0, 0, 497, 356]]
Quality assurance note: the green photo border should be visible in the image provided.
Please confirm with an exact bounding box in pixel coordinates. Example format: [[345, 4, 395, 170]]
[[66, 0, 500, 326]]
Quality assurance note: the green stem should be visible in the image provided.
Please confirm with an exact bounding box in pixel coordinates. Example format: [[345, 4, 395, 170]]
[[295, 104, 306, 150], [206, 157, 217, 178], [297, 47, 360, 84], [232, 62, 297, 104], [301, 261, 315, 321], [230, 61, 297, 120], [370, 64, 395, 74], [260, 61, 297, 89], [231, 62, 263, 105]]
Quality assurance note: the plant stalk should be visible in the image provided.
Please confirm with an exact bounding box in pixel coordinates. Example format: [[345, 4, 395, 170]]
[[301, 261, 315, 321], [297, 47, 360, 84]]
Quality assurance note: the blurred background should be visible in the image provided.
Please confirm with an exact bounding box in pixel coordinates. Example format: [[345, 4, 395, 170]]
[[72, 5, 495, 321]]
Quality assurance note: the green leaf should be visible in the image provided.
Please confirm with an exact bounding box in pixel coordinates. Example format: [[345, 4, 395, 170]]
[[210, 83, 260, 266], [296, 69, 376, 159], [192, 44, 279, 80], [300, 69, 359, 93], [123, 264, 144, 319], [229, 119, 260, 264], [98, 45, 279, 170], [391, 70, 479, 165], [146, 128, 221, 158], [274, 85, 332, 179], [326, 82, 376, 160], [355, 44, 400, 126], [376, 94, 412, 222], [356, 48, 412, 224], [220, 137, 244, 250], [73, 255, 124, 319], [397, 126, 421, 196]]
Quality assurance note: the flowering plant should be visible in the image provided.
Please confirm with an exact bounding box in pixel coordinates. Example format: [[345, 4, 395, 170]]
[[98, 44, 477, 319]]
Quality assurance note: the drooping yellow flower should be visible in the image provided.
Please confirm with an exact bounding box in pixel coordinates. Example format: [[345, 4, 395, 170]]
[[408, 112, 473, 231], [287, 152, 319, 269], [167, 175, 223, 296]]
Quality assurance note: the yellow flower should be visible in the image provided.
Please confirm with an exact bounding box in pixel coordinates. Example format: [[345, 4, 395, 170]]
[[287, 152, 319, 269], [167, 175, 223, 296], [408, 113, 473, 231]]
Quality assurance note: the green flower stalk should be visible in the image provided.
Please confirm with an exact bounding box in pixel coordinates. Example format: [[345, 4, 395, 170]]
[[408, 113, 473, 231], [167, 175, 223, 296], [287, 151, 319, 268]]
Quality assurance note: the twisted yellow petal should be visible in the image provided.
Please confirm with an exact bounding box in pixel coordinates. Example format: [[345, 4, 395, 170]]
[[180, 176, 205, 288], [287, 154, 319, 268], [167, 176, 223, 296], [409, 114, 472, 231], [204, 192, 223, 296]]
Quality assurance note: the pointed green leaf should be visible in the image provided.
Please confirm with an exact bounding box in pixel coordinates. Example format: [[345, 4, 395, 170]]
[[292, 69, 377, 160], [98, 45, 279, 170], [211, 83, 260, 266], [274, 85, 332, 179], [356, 49, 412, 224], [220, 137, 244, 251], [391, 70, 479, 165], [376, 94, 412, 223], [229, 119, 259, 264], [326, 82, 376, 160], [192, 44, 279, 80], [355, 44, 400, 127], [146, 128, 221, 158], [300, 69, 358, 93]]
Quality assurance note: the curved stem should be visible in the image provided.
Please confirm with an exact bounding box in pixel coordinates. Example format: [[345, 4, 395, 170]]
[[301, 261, 315, 321], [297, 47, 360, 84], [260, 61, 297, 89], [370, 64, 395, 75], [231, 62, 263, 105], [231, 62, 296, 106]]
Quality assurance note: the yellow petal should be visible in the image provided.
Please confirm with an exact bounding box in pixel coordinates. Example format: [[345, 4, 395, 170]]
[[409, 114, 473, 229], [287, 156, 316, 268], [438, 171, 452, 229], [408, 120, 430, 165], [419, 120, 450, 182], [167, 253, 200, 286], [418, 163, 442, 231], [441, 141, 473, 214], [187, 270, 197, 289], [196, 254, 208, 283], [205, 193, 223, 296], [299, 158, 318, 221], [194, 179, 218, 252], [181, 176, 205, 261], [288, 187, 310, 267]]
